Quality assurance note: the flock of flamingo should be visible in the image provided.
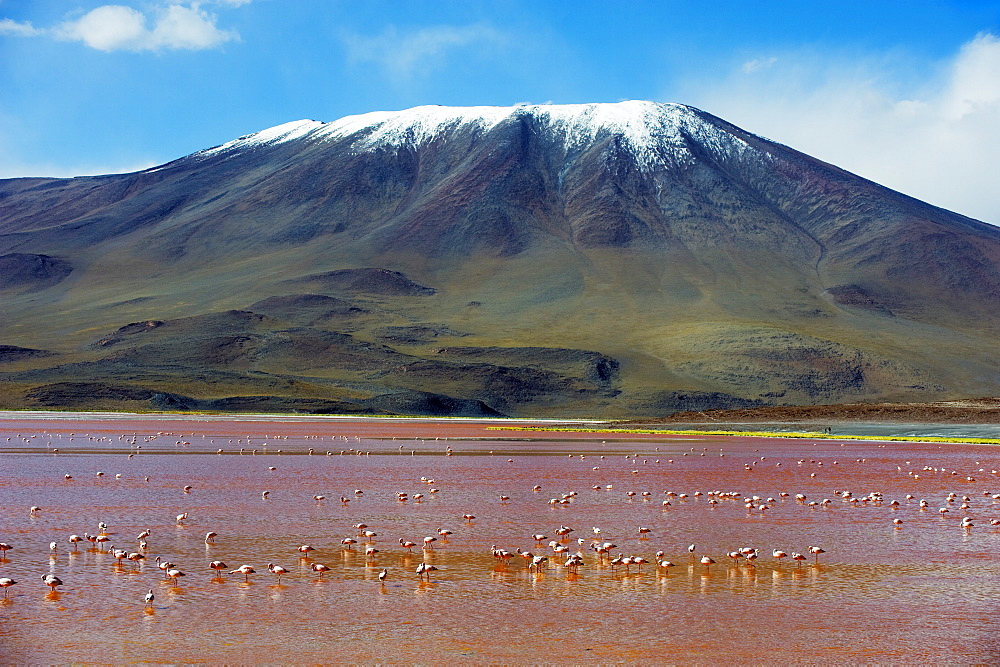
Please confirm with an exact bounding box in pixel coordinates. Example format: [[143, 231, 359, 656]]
[[2, 427, 999, 612], [0, 512, 828, 605]]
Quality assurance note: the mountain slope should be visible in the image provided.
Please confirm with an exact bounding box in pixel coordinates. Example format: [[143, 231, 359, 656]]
[[1, 101, 998, 417]]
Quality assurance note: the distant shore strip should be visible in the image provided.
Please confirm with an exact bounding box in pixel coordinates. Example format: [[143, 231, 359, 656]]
[[488, 426, 1000, 446]]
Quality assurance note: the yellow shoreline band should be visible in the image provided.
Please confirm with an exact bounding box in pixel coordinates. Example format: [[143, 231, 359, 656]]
[[486, 426, 1000, 445]]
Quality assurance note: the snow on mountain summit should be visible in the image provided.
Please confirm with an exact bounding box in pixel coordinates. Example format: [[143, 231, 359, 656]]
[[200, 101, 755, 170]]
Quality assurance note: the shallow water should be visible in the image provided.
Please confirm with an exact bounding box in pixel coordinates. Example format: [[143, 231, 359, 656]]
[[1, 416, 999, 662]]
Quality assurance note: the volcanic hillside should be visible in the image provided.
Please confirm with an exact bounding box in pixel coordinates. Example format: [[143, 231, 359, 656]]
[[1, 101, 999, 417]]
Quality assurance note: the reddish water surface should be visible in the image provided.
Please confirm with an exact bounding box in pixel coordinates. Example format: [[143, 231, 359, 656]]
[[1, 414, 999, 663]]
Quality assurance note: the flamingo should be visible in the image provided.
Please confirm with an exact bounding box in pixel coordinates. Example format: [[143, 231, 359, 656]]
[[68, 535, 83, 550], [773, 549, 788, 565], [41, 574, 62, 590], [416, 562, 438, 580], [808, 546, 825, 563], [399, 539, 417, 552], [230, 565, 255, 582], [341, 538, 357, 549], [166, 568, 186, 585], [144, 589, 155, 607], [311, 563, 330, 578], [205, 532, 217, 544], [128, 552, 145, 568], [422, 536, 437, 550], [298, 545, 315, 555], [175, 513, 188, 524], [209, 560, 228, 575], [155, 557, 174, 578], [700, 556, 715, 569], [267, 563, 288, 583], [365, 547, 379, 559], [564, 555, 583, 573], [0, 577, 16, 597]]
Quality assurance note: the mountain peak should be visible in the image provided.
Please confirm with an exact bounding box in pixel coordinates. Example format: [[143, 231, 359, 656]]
[[199, 101, 748, 171]]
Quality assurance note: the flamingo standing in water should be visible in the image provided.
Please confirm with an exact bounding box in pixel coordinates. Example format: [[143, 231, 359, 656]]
[[230, 565, 255, 582], [808, 546, 826, 563], [415, 562, 438, 580], [0, 577, 16, 597], [311, 563, 330, 579], [155, 557, 174, 578], [267, 563, 288, 583]]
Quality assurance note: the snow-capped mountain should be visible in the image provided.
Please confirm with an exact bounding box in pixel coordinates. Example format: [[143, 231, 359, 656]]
[[1, 102, 999, 417], [199, 101, 755, 171]]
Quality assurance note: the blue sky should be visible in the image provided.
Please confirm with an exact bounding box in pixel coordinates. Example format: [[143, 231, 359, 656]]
[[2, 0, 1000, 223]]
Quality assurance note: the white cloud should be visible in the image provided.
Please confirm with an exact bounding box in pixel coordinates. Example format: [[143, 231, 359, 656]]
[[741, 56, 777, 73], [55, 5, 147, 51], [0, 18, 42, 36], [344, 24, 507, 83], [150, 4, 237, 50], [53, 3, 238, 52], [683, 33, 1000, 225]]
